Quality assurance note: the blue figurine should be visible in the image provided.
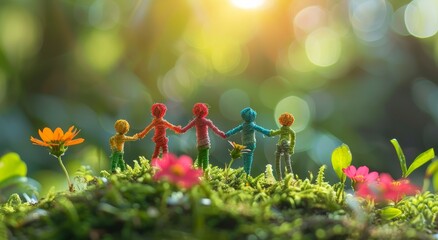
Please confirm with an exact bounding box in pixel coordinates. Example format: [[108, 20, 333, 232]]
[[225, 107, 271, 175]]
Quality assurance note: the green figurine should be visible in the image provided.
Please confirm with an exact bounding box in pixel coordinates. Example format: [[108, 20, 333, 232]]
[[109, 119, 139, 173], [270, 113, 296, 180]]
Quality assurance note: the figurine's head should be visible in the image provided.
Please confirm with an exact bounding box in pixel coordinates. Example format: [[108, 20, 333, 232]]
[[115, 119, 130, 134], [193, 103, 209, 118], [279, 113, 294, 127], [151, 103, 167, 118], [240, 107, 256, 122]]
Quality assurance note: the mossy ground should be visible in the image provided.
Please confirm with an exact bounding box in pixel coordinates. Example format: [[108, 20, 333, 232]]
[[1, 157, 437, 240]]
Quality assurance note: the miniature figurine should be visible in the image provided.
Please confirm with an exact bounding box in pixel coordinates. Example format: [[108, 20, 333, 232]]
[[137, 103, 182, 159], [180, 103, 226, 170], [225, 107, 271, 175], [110, 120, 138, 173], [270, 113, 296, 180]]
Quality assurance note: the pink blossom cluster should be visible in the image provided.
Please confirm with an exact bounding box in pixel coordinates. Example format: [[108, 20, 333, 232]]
[[343, 166, 419, 203], [152, 153, 203, 189]]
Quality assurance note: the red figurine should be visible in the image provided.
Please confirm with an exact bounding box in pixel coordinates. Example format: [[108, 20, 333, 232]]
[[138, 103, 181, 159], [180, 103, 226, 170]]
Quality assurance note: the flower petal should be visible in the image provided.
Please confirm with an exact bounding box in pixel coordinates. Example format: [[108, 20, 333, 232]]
[[39, 128, 53, 142], [366, 171, 379, 182], [53, 128, 64, 141], [356, 166, 369, 176], [342, 165, 356, 178], [64, 138, 84, 146], [178, 155, 194, 169], [30, 136, 50, 147]]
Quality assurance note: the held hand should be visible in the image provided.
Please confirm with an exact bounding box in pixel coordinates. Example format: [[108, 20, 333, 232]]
[[176, 126, 183, 134], [133, 134, 139, 140]]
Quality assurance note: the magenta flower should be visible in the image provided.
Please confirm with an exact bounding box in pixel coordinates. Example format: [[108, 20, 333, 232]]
[[356, 173, 419, 203], [151, 153, 203, 188], [342, 165, 378, 189]]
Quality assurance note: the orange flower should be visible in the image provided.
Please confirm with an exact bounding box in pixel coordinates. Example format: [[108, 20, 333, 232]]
[[30, 126, 84, 157], [31, 126, 84, 147]]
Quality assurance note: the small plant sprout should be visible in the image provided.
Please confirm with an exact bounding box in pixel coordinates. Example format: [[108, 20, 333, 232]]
[[343, 165, 378, 190], [390, 139, 435, 178], [225, 141, 250, 178], [30, 126, 84, 192], [151, 153, 203, 189], [228, 141, 250, 167], [331, 144, 352, 203], [422, 160, 438, 192]]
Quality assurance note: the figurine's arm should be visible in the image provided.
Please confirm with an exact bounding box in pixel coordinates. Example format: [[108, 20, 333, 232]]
[[138, 122, 154, 138], [123, 134, 139, 141], [180, 119, 196, 133], [254, 124, 271, 136], [206, 119, 226, 139], [163, 120, 182, 134], [225, 124, 243, 138], [270, 129, 281, 137], [290, 129, 296, 154]]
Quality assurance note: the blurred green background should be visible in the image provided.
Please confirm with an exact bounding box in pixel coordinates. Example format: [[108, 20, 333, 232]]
[[1, 0, 438, 193]]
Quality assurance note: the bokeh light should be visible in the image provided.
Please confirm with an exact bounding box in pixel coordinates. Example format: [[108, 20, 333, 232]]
[[305, 28, 342, 67], [274, 96, 311, 132], [77, 30, 124, 72], [0, 6, 42, 64], [349, 0, 391, 42], [219, 89, 250, 121], [405, 0, 438, 38]]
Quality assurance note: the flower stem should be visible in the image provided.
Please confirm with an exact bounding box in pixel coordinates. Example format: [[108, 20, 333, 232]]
[[57, 156, 74, 192]]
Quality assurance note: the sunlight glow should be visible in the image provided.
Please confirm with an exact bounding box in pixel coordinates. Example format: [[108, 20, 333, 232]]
[[230, 0, 266, 9]]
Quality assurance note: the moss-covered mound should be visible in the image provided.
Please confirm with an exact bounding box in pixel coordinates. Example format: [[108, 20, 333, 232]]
[[0, 158, 436, 239]]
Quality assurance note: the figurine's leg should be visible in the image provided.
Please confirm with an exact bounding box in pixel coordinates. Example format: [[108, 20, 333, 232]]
[[275, 145, 282, 180], [152, 144, 161, 159], [118, 152, 126, 171], [162, 144, 168, 156], [243, 143, 256, 175], [110, 152, 117, 172], [197, 147, 209, 170], [284, 152, 292, 176]]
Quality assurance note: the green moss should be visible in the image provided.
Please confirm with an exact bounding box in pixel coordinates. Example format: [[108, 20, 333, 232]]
[[0, 158, 436, 239]]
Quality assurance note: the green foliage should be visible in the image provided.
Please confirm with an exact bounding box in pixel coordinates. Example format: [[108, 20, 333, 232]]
[[0, 158, 436, 239], [0, 153, 40, 203], [0, 152, 27, 182], [405, 148, 435, 177], [331, 144, 352, 183], [380, 207, 402, 220], [393, 192, 438, 231], [391, 139, 435, 178]]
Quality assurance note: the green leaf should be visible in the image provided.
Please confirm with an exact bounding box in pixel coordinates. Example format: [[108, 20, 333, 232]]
[[380, 207, 402, 220], [331, 144, 352, 183], [390, 139, 408, 178], [405, 148, 435, 177], [426, 160, 438, 178], [433, 173, 438, 193], [0, 152, 27, 182], [0, 176, 40, 203]]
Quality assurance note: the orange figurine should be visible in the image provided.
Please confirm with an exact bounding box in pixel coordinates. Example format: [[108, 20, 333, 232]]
[[137, 103, 182, 159]]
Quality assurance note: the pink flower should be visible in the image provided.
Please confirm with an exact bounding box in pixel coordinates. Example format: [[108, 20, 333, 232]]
[[152, 153, 203, 188], [356, 173, 419, 203], [342, 166, 378, 188]]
